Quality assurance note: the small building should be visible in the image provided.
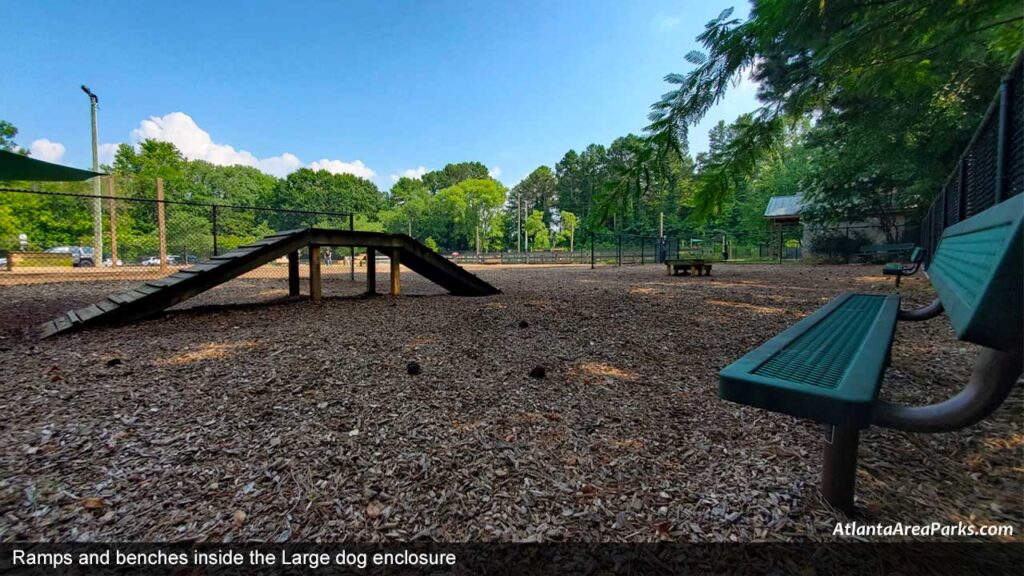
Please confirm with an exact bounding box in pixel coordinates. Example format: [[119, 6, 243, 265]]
[[763, 194, 911, 258], [764, 195, 804, 259]]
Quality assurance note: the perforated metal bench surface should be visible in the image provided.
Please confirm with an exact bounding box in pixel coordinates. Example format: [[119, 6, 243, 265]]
[[719, 292, 900, 429]]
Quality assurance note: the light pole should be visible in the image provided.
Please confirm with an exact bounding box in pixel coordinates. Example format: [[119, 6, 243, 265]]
[[82, 85, 102, 266]]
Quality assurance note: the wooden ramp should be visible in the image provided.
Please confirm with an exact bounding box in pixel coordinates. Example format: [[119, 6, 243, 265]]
[[40, 229, 499, 338]]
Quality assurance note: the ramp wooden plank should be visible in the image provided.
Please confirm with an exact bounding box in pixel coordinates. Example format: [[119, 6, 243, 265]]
[[109, 290, 149, 305], [75, 304, 104, 322], [135, 284, 162, 294], [66, 310, 81, 324], [184, 263, 221, 272], [39, 320, 58, 338], [53, 316, 72, 332], [146, 275, 188, 287], [168, 271, 198, 280], [211, 247, 264, 260], [267, 228, 307, 237], [96, 299, 120, 313]]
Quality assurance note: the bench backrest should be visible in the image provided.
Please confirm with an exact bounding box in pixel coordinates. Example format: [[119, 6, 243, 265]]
[[861, 243, 914, 253], [909, 247, 923, 264], [927, 193, 1023, 350]]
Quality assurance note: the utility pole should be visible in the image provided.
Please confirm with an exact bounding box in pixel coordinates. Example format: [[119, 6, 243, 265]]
[[82, 85, 102, 266], [517, 194, 522, 253]]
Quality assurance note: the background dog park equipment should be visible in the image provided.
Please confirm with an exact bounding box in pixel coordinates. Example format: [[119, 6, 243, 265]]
[[39, 228, 499, 338], [719, 54, 1024, 514]]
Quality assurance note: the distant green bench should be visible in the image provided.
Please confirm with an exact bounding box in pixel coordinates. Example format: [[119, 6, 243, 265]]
[[858, 242, 915, 263], [719, 194, 1022, 513], [665, 258, 712, 277], [882, 246, 923, 287]]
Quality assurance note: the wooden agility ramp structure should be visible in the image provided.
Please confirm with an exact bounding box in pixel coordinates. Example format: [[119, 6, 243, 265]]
[[39, 228, 499, 338]]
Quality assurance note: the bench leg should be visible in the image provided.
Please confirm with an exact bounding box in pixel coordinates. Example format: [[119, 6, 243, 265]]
[[822, 425, 859, 515], [894, 274, 901, 288]]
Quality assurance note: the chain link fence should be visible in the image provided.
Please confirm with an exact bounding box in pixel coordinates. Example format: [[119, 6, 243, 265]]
[[920, 54, 1023, 266], [0, 185, 359, 284]]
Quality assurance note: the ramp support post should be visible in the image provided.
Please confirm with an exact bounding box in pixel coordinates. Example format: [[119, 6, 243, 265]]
[[366, 248, 377, 295], [821, 425, 858, 515], [287, 251, 300, 296], [309, 245, 322, 302], [390, 248, 401, 296]]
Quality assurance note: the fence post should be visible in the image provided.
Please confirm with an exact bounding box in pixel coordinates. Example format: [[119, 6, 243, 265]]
[[157, 177, 167, 273], [590, 232, 595, 269], [617, 234, 622, 266], [995, 79, 1010, 203], [309, 244, 322, 302], [287, 251, 300, 296], [640, 235, 645, 265], [390, 248, 401, 296], [957, 160, 968, 222], [778, 230, 783, 264], [366, 248, 376, 295], [349, 213, 355, 281], [211, 204, 219, 256], [107, 176, 118, 266]]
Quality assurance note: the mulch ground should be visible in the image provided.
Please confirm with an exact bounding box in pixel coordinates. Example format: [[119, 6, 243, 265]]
[[0, 264, 1020, 542]]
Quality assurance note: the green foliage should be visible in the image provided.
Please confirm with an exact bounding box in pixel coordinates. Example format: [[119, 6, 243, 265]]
[[264, 168, 383, 229], [421, 162, 490, 193], [423, 236, 439, 252], [524, 209, 550, 251], [0, 120, 21, 152], [437, 178, 506, 253], [647, 0, 1022, 223]]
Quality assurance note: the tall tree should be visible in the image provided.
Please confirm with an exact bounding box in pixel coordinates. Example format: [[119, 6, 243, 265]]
[[421, 162, 490, 193], [266, 168, 384, 229], [437, 178, 506, 253]]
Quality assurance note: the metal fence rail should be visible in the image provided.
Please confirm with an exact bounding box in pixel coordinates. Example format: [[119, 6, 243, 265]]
[[920, 53, 1023, 266]]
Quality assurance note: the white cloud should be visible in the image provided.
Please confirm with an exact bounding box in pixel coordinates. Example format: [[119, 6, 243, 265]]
[[257, 153, 302, 177], [128, 112, 373, 179], [29, 139, 65, 163], [308, 158, 376, 179], [98, 143, 120, 164], [389, 166, 428, 182], [488, 166, 502, 179], [655, 15, 681, 30]]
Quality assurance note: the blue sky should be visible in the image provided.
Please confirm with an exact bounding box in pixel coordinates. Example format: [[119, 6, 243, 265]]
[[2, 0, 759, 188]]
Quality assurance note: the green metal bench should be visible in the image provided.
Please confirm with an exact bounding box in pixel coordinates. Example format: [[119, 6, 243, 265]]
[[882, 246, 923, 287], [665, 258, 712, 277], [719, 194, 1023, 513], [858, 242, 915, 263]]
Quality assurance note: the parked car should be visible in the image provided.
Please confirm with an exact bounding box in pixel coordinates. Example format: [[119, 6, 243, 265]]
[[0, 257, 7, 269], [103, 257, 124, 267], [141, 256, 161, 266], [44, 246, 95, 267]]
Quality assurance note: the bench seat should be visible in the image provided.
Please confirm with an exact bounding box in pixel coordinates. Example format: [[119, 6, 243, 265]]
[[719, 292, 901, 429], [882, 263, 903, 275]]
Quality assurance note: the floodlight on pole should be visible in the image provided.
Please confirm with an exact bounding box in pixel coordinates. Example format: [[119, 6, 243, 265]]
[[82, 85, 102, 266]]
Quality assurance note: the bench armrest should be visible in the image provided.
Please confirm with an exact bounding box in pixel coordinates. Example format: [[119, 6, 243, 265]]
[[898, 298, 944, 322]]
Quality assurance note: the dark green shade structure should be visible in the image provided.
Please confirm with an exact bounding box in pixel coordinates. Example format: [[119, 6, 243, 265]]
[[0, 150, 107, 182]]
